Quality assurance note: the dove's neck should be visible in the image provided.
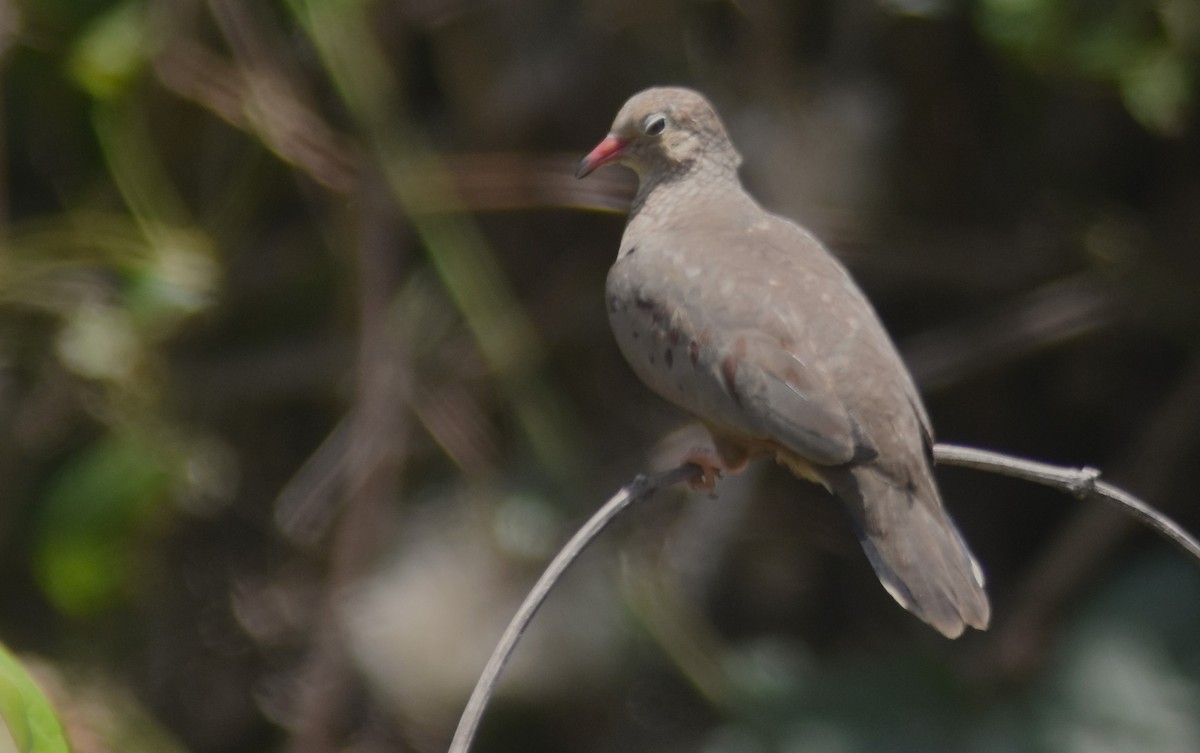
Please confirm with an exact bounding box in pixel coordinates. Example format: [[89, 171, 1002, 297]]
[[628, 164, 758, 231]]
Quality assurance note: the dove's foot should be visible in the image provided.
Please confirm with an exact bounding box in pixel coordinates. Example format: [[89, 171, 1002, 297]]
[[682, 447, 748, 493]]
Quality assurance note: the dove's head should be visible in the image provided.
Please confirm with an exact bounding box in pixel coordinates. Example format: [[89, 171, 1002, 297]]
[[576, 87, 742, 182]]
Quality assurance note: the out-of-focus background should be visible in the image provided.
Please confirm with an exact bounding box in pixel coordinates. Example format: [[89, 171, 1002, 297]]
[[2, 0, 1199, 751]]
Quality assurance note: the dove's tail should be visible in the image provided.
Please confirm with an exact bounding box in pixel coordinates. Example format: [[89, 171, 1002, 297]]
[[826, 463, 990, 638]]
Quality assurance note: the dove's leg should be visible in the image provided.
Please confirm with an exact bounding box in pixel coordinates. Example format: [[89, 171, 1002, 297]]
[[682, 430, 758, 492]]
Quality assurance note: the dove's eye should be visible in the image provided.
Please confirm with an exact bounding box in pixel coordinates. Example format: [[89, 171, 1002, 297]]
[[643, 114, 667, 136]]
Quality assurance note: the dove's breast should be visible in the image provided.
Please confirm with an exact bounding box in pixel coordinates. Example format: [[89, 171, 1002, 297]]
[[605, 241, 756, 437]]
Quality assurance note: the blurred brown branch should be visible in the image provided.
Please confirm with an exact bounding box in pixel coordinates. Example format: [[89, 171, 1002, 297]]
[[283, 173, 411, 753], [154, 36, 632, 211], [903, 274, 1120, 391]]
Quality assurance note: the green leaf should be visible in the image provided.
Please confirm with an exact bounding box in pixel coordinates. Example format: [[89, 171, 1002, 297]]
[[0, 645, 71, 753]]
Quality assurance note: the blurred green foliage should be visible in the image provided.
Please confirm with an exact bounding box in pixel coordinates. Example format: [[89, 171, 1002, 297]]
[[0, 0, 1197, 751], [34, 432, 171, 616], [699, 556, 1200, 753], [68, 1, 153, 100], [977, 0, 1197, 133]]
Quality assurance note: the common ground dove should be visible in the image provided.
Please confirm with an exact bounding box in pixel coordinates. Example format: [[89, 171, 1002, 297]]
[[577, 87, 989, 638]]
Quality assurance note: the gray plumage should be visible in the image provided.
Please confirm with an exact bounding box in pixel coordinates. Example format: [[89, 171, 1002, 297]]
[[579, 87, 989, 637]]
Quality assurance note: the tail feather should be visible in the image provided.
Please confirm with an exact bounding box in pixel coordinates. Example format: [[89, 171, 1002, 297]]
[[827, 464, 990, 638]]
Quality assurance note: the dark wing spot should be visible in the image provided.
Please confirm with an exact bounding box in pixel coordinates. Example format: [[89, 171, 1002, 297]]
[[623, 246, 638, 256], [689, 340, 700, 366], [665, 349, 674, 369], [633, 296, 666, 325]]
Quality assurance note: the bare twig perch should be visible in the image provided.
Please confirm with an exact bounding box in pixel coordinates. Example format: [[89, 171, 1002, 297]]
[[447, 445, 1200, 753], [933, 444, 1200, 562], [447, 464, 701, 753]]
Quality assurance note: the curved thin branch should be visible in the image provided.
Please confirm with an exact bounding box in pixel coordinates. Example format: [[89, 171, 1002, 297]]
[[934, 443, 1200, 563], [446, 464, 701, 753], [448, 444, 1200, 753]]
